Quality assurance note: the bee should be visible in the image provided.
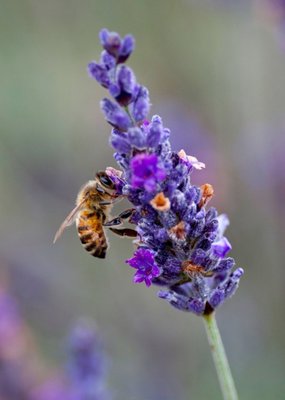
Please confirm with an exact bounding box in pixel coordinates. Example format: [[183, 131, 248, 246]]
[[53, 171, 136, 258]]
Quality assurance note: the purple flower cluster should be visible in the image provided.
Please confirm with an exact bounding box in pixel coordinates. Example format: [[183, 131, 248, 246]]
[[260, 0, 285, 51], [67, 320, 111, 400], [0, 287, 37, 400], [34, 321, 111, 400], [88, 29, 244, 315], [0, 286, 110, 400]]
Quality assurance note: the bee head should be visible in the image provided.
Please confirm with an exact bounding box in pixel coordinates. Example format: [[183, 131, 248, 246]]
[[95, 171, 116, 191]]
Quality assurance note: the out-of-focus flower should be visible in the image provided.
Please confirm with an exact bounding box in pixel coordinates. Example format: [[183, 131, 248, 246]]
[[67, 320, 111, 400], [0, 286, 43, 400], [32, 379, 73, 400], [99, 29, 135, 63], [34, 320, 111, 400], [0, 284, 111, 400], [258, 0, 285, 50], [88, 29, 244, 315], [235, 122, 285, 217]]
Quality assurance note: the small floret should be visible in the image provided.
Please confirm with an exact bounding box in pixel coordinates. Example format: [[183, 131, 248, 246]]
[[130, 153, 166, 192], [126, 248, 161, 287]]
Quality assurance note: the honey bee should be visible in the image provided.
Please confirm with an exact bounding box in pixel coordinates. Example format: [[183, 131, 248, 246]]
[[53, 171, 136, 258]]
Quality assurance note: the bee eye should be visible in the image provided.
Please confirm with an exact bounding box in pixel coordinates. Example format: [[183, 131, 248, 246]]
[[98, 173, 114, 188]]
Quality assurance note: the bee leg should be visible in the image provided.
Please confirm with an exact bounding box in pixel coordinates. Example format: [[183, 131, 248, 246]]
[[109, 227, 137, 238], [104, 217, 122, 227], [104, 209, 135, 227], [118, 208, 135, 221], [99, 196, 123, 206], [99, 200, 113, 206]]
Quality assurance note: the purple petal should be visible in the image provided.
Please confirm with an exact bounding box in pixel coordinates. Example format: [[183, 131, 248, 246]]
[[126, 248, 160, 286], [130, 153, 166, 192], [109, 83, 121, 98], [224, 268, 244, 298], [100, 98, 131, 131], [188, 298, 205, 315], [99, 28, 121, 58], [87, 62, 110, 88], [146, 115, 163, 147], [110, 66, 136, 106], [118, 34, 135, 62], [212, 257, 235, 273], [151, 264, 161, 277], [133, 274, 145, 283], [144, 178, 157, 192], [100, 50, 116, 70], [128, 127, 146, 149], [155, 166, 167, 181], [132, 86, 150, 122], [212, 237, 232, 258], [110, 132, 131, 153], [216, 214, 230, 239], [209, 289, 225, 309], [144, 277, 152, 287]]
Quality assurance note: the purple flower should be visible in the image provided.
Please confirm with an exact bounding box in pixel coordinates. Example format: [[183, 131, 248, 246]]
[[209, 268, 244, 309], [109, 66, 136, 106], [131, 153, 166, 192], [0, 289, 35, 399], [99, 28, 135, 63], [32, 380, 73, 400], [88, 62, 110, 88], [87, 29, 244, 315], [158, 290, 205, 315], [35, 320, 111, 400], [101, 98, 131, 131], [68, 320, 107, 384], [216, 214, 230, 238], [0, 291, 22, 346], [146, 115, 163, 148], [126, 248, 161, 287], [131, 86, 151, 122], [119, 34, 135, 63], [100, 51, 116, 70], [212, 237, 232, 258]]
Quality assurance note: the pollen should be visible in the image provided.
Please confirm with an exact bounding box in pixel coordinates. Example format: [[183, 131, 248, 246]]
[[169, 221, 186, 240], [106, 166, 123, 178], [178, 149, 187, 159], [182, 260, 201, 273], [199, 183, 214, 208], [150, 192, 170, 211], [178, 149, 205, 170], [182, 261, 213, 277]]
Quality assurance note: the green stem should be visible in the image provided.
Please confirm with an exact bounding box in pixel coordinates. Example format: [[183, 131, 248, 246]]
[[124, 106, 136, 126], [203, 312, 239, 400]]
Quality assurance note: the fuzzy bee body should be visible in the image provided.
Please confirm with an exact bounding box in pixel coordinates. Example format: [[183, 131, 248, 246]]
[[76, 207, 109, 258], [54, 171, 137, 258], [54, 173, 116, 259]]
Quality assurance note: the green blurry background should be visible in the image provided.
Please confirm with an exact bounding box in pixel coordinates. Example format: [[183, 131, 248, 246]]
[[1, 1, 285, 399]]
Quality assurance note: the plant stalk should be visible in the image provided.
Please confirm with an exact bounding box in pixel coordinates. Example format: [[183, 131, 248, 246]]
[[203, 312, 239, 400]]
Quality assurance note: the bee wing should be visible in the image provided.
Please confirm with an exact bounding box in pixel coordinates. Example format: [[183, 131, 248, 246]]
[[53, 198, 86, 243]]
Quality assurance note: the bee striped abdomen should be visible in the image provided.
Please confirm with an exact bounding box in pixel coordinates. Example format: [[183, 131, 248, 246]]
[[76, 209, 108, 258]]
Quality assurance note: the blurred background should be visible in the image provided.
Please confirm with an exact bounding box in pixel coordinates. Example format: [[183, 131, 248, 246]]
[[1, 1, 285, 399]]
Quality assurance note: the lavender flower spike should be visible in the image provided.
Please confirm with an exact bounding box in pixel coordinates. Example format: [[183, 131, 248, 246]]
[[68, 320, 111, 400], [88, 29, 244, 316]]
